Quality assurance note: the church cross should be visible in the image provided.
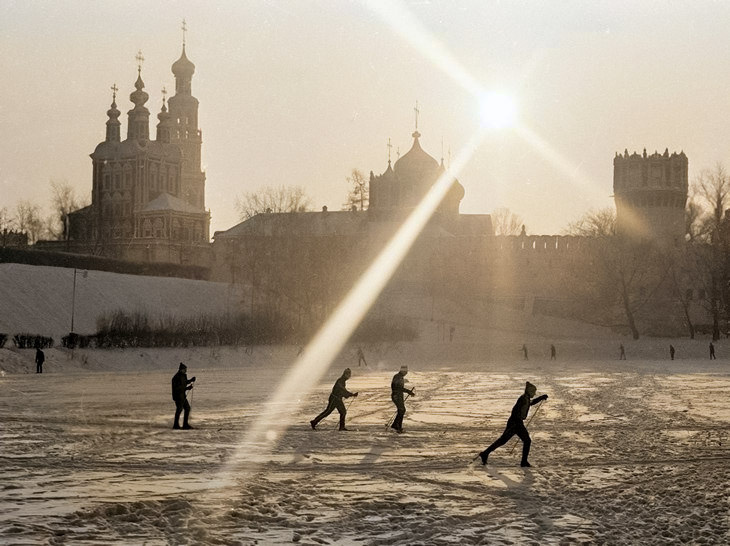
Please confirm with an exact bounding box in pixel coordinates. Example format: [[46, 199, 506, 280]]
[[135, 50, 145, 74], [161, 86, 167, 100], [414, 101, 420, 131], [387, 137, 392, 162], [111, 83, 118, 101], [182, 18, 188, 46]]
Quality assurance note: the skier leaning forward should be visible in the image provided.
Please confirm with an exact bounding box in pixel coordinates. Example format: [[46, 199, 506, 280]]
[[391, 365, 415, 433], [310, 368, 358, 431], [478, 381, 548, 467]]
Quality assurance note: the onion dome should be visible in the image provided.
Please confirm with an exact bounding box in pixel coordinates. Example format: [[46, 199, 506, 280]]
[[393, 131, 440, 179], [130, 73, 149, 108], [172, 45, 195, 77]]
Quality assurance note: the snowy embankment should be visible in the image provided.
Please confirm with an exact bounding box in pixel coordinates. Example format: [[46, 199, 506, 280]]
[[0, 262, 242, 342]]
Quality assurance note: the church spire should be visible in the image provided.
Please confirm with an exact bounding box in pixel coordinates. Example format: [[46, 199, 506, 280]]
[[105, 83, 121, 142], [172, 20, 195, 96], [127, 50, 150, 141], [156, 87, 173, 143]]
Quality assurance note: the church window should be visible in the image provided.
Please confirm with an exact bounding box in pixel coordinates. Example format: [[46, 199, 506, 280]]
[[154, 218, 164, 238], [114, 174, 121, 190], [143, 219, 152, 238], [113, 203, 121, 216], [103, 174, 110, 190]]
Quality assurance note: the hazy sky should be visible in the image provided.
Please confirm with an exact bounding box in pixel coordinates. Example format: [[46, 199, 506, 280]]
[[3, 0, 730, 236]]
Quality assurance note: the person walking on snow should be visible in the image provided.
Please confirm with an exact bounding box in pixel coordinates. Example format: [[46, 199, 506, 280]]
[[521, 344, 529, 360], [172, 363, 196, 429], [478, 381, 548, 467], [357, 347, 367, 367], [35, 347, 45, 374], [710, 342, 716, 360], [391, 365, 415, 433], [310, 368, 358, 431], [550, 344, 556, 360], [669, 344, 675, 360]]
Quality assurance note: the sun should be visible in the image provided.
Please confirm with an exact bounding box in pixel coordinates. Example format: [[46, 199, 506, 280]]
[[479, 91, 518, 130]]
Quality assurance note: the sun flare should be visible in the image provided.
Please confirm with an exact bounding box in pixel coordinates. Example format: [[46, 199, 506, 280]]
[[479, 91, 518, 129]]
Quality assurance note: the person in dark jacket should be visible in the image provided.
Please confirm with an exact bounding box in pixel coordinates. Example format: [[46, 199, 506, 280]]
[[310, 368, 358, 430], [710, 342, 716, 360], [478, 381, 548, 467], [172, 362, 196, 429], [35, 347, 45, 374], [390, 365, 415, 433], [669, 344, 675, 360]]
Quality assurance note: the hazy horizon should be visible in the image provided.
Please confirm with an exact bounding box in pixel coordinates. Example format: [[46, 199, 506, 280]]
[[3, 0, 730, 236]]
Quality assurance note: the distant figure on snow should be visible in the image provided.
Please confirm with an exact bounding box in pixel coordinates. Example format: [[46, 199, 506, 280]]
[[619, 344, 626, 360], [35, 347, 45, 374], [449, 326, 455, 342], [521, 344, 529, 361], [478, 381, 548, 468], [669, 344, 675, 360], [709, 342, 716, 360], [172, 362, 196, 429], [310, 368, 358, 431], [357, 346, 367, 367], [390, 365, 415, 433], [550, 344, 556, 361]]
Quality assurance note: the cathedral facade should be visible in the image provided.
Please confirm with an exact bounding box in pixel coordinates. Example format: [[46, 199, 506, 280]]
[[56, 42, 210, 266]]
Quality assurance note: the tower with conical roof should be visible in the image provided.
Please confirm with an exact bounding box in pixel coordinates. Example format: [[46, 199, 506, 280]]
[[167, 20, 206, 212]]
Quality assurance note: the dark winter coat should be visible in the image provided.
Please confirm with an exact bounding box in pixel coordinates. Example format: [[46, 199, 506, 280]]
[[508, 393, 546, 424], [172, 371, 191, 401], [391, 372, 413, 401], [35, 349, 45, 365], [330, 376, 355, 400]]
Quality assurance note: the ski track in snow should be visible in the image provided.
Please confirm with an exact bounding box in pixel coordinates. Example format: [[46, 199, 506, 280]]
[[1, 348, 730, 544]]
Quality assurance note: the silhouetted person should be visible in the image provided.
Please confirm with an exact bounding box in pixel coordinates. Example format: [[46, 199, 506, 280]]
[[550, 344, 556, 360], [521, 344, 529, 360], [449, 326, 455, 342], [478, 381, 548, 467], [710, 342, 716, 360], [619, 344, 626, 360], [357, 347, 367, 367], [669, 344, 675, 360], [172, 362, 195, 429], [391, 365, 414, 433], [310, 368, 358, 431], [35, 347, 45, 374]]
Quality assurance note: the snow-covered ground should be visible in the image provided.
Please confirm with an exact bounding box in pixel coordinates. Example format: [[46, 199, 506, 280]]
[[1, 263, 729, 544], [2, 343, 729, 544]]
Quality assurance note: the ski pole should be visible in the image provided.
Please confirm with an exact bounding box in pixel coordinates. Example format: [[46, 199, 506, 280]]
[[508, 399, 544, 455]]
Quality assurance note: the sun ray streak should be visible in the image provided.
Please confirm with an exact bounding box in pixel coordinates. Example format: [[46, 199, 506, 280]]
[[218, 129, 487, 476], [364, 0, 485, 97], [514, 124, 607, 202]]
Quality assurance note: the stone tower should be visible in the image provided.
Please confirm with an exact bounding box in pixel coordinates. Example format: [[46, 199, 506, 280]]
[[613, 148, 688, 244], [168, 40, 206, 211]]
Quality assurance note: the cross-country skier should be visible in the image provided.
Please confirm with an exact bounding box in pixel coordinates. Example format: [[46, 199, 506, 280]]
[[310, 368, 358, 431], [477, 381, 547, 467], [391, 365, 415, 433], [35, 347, 45, 374], [172, 362, 196, 429]]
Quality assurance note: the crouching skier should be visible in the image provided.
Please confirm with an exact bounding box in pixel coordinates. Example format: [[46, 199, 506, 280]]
[[390, 365, 415, 433], [478, 381, 547, 467], [172, 362, 196, 430], [310, 368, 358, 431]]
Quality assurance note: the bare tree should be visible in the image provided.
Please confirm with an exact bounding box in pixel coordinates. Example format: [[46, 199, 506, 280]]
[[342, 169, 369, 211], [48, 179, 86, 240], [15, 201, 46, 244], [563, 207, 616, 238], [235, 185, 312, 221], [491, 207, 524, 236]]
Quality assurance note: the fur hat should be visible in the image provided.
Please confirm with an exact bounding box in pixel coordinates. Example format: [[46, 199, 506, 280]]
[[525, 381, 536, 393], [400, 365, 409, 373], [179, 362, 187, 371], [343, 367, 352, 376]]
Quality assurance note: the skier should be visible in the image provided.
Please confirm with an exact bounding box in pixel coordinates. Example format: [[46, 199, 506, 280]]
[[669, 344, 675, 360], [477, 381, 548, 467], [521, 344, 529, 360], [35, 347, 45, 374], [619, 343, 626, 360], [710, 342, 716, 360], [357, 347, 367, 367], [390, 365, 415, 433], [550, 344, 556, 360], [310, 368, 358, 431], [171, 362, 196, 429]]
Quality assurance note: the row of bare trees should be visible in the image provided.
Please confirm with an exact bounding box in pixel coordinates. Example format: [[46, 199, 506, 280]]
[[562, 163, 730, 340], [2, 180, 87, 245]]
